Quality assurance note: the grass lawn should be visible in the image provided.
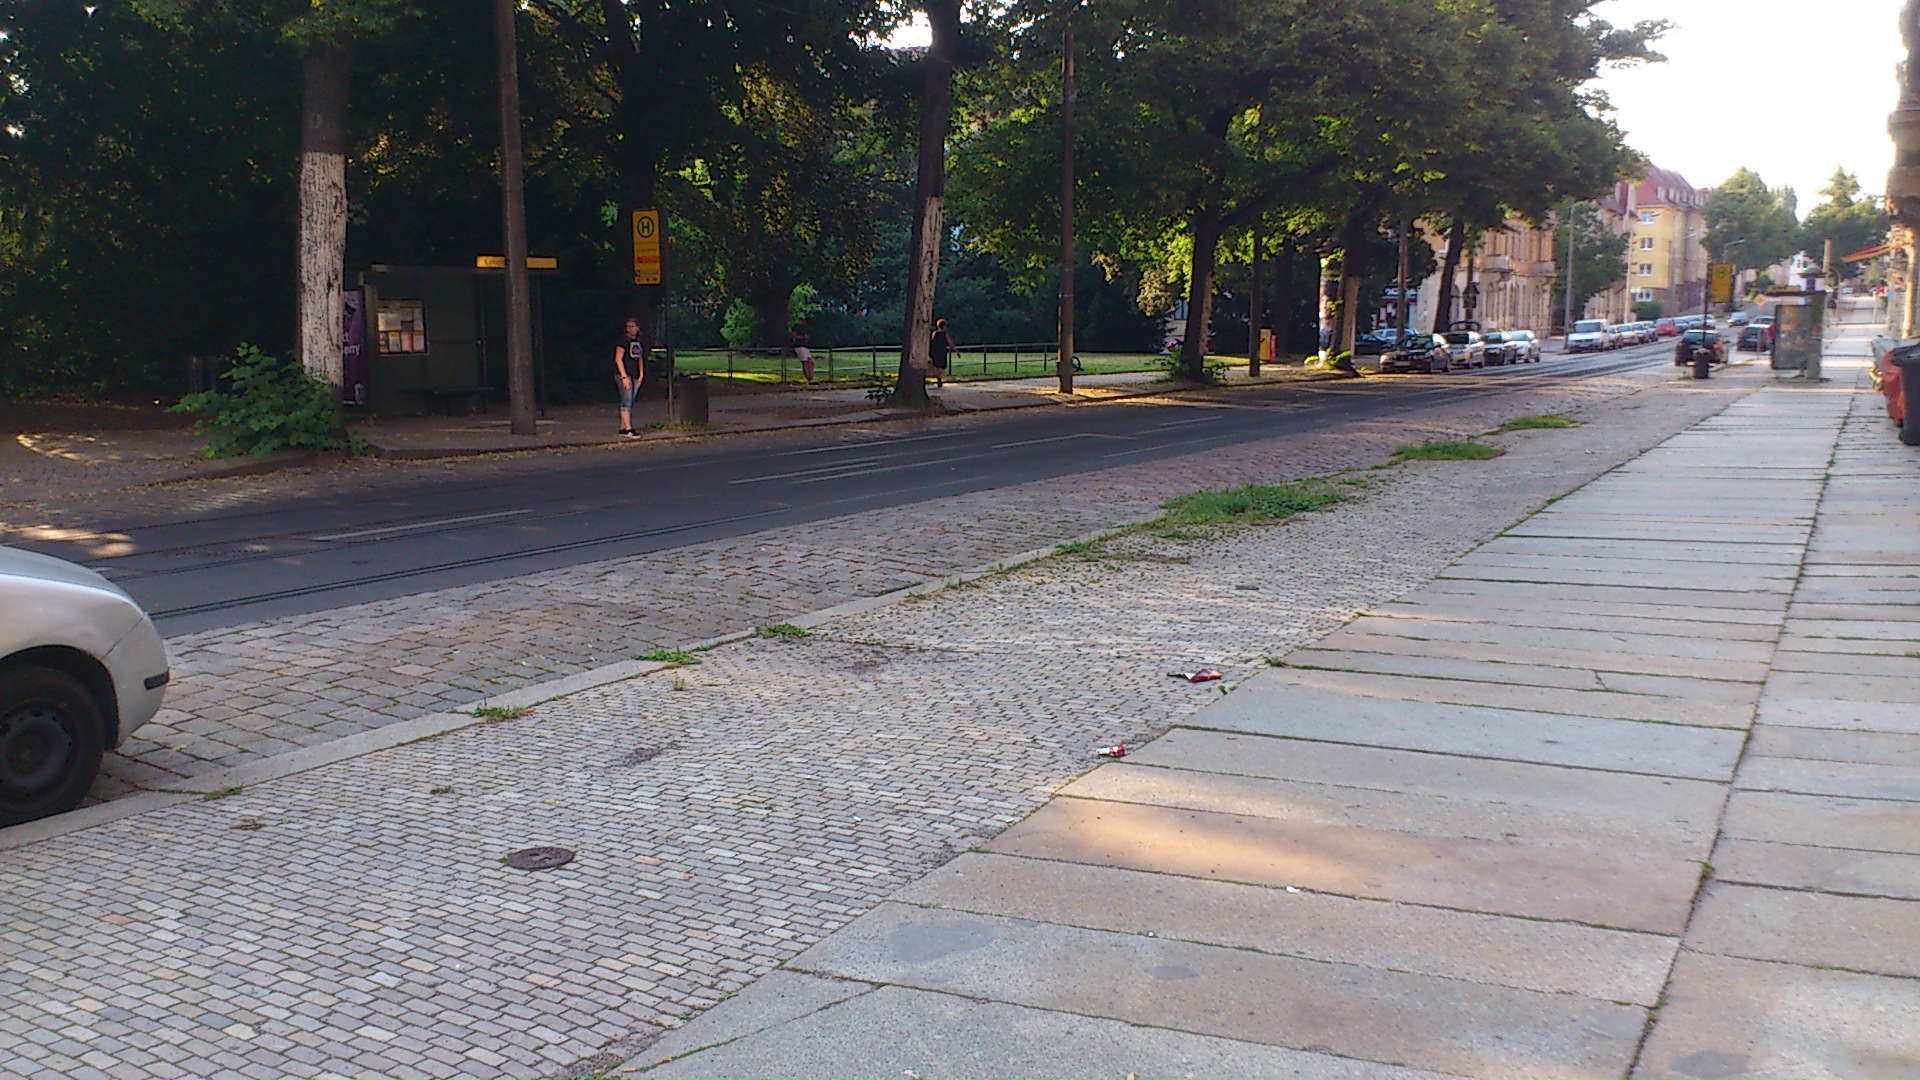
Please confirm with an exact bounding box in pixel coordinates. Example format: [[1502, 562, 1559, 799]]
[[671, 347, 1174, 385]]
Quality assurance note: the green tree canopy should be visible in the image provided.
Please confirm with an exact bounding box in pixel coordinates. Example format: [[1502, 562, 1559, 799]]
[[1800, 168, 1888, 278], [1704, 167, 1799, 275]]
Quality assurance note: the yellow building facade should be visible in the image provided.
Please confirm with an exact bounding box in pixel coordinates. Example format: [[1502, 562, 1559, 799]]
[[1621, 168, 1711, 318]]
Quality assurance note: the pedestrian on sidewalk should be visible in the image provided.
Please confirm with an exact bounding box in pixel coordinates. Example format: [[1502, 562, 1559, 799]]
[[615, 318, 644, 437], [930, 317, 957, 389], [791, 318, 816, 385]]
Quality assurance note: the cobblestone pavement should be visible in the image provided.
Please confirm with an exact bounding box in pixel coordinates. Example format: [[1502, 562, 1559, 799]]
[[102, 366, 1682, 796], [0, 363, 1765, 1079]]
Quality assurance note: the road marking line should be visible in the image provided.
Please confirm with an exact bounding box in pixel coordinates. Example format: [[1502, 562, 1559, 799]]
[[309, 509, 535, 542], [1151, 415, 1223, 429], [991, 432, 1097, 448], [729, 457, 888, 485]]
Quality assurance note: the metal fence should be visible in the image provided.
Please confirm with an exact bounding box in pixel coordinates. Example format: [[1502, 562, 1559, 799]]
[[690, 342, 1084, 384]]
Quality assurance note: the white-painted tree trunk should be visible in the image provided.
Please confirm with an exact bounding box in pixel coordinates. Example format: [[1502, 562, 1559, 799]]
[[903, 193, 943, 372], [297, 149, 347, 389]]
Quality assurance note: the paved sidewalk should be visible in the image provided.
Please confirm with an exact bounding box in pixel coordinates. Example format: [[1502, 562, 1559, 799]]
[[0, 362, 1756, 1079], [624, 332, 1920, 1078]]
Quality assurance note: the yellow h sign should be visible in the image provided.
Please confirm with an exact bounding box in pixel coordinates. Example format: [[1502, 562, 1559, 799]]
[[631, 210, 662, 286], [1708, 262, 1733, 305]]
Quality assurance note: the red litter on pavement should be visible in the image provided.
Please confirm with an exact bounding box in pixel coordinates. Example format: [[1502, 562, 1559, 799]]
[[1097, 742, 1128, 758], [1169, 669, 1222, 683]]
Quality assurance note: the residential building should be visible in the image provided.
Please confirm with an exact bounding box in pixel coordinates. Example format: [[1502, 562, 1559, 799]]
[[1408, 216, 1560, 335], [1615, 167, 1712, 319]]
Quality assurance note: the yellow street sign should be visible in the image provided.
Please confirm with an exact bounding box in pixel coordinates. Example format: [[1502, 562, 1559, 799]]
[[474, 255, 558, 271], [632, 209, 662, 286], [1708, 262, 1733, 304]]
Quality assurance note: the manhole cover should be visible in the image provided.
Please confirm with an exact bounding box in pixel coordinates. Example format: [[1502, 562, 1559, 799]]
[[506, 846, 575, 870]]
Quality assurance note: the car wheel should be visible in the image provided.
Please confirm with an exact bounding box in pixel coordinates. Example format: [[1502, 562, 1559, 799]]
[[0, 666, 106, 826]]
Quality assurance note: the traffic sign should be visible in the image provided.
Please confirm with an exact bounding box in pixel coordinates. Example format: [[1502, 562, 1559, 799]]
[[632, 209, 662, 286], [1708, 262, 1733, 304]]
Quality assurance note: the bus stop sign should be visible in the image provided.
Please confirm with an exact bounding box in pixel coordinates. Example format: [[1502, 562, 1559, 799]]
[[632, 210, 662, 286], [1709, 263, 1733, 305]]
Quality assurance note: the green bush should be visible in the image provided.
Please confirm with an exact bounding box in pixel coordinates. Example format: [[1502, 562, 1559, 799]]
[[170, 345, 349, 457]]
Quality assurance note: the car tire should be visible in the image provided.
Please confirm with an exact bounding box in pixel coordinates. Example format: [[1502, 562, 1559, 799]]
[[0, 665, 107, 827]]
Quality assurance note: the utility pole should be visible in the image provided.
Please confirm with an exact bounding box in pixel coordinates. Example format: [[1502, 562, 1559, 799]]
[[1396, 220, 1410, 336], [495, 0, 536, 436], [1056, 2, 1076, 394], [1249, 222, 1264, 376], [1562, 206, 1578, 341]]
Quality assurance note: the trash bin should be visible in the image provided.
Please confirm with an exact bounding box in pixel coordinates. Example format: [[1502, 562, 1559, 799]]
[[671, 372, 709, 426], [1888, 343, 1920, 446]]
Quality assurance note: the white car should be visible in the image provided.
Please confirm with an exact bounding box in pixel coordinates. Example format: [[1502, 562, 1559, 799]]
[[1, 547, 168, 826], [1567, 319, 1609, 353], [1507, 329, 1542, 362], [1440, 330, 1487, 368]]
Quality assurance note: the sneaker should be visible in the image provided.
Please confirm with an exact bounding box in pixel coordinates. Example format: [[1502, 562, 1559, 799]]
[[622, 429, 638, 438]]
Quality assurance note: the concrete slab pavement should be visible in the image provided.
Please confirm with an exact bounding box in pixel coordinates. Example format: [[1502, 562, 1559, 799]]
[[637, 329, 1920, 1078]]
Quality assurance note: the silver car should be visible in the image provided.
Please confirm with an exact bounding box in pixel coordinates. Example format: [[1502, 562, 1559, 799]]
[[1, 547, 168, 825], [1507, 329, 1542, 362]]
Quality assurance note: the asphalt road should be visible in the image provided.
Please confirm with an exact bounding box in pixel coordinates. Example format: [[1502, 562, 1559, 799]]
[[34, 344, 1677, 635]]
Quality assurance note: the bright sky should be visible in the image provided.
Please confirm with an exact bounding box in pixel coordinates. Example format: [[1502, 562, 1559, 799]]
[[1589, 0, 1903, 215]]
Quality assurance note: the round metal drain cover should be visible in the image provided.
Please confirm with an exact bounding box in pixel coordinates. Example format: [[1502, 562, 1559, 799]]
[[506, 846, 575, 870]]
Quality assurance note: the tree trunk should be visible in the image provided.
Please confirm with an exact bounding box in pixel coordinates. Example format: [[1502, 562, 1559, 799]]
[[1275, 233, 1294, 361], [296, 44, 351, 393], [1333, 215, 1365, 357], [750, 277, 795, 349], [894, 0, 961, 407], [1180, 203, 1222, 381], [1431, 218, 1466, 334]]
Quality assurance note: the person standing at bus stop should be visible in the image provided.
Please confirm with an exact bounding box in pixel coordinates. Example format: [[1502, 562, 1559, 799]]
[[791, 317, 816, 385], [614, 317, 643, 437]]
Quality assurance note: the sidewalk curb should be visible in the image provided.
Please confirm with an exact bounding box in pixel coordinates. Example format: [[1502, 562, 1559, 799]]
[[353, 371, 1350, 462]]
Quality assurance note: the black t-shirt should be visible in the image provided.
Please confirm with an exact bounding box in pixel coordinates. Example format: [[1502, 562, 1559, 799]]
[[791, 324, 811, 348], [620, 338, 643, 380]]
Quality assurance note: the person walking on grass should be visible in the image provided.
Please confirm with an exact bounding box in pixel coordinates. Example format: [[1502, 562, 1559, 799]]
[[791, 317, 816, 384], [615, 317, 644, 437], [930, 317, 957, 388]]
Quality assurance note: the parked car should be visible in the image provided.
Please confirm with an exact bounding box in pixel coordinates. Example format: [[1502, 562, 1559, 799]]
[[1737, 324, 1770, 351], [1354, 328, 1422, 356], [1567, 319, 1610, 353], [1480, 332, 1517, 365], [1378, 333, 1452, 373], [0, 547, 169, 826], [1506, 329, 1541, 362], [1440, 330, 1487, 368], [1750, 315, 1776, 347], [1674, 328, 1725, 366], [1638, 321, 1660, 343], [1727, 311, 1750, 326], [1655, 318, 1678, 337]]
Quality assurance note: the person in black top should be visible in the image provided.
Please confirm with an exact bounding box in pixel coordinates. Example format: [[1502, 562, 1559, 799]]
[[791, 318, 815, 384], [614, 318, 643, 436], [930, 317, 956, 388]]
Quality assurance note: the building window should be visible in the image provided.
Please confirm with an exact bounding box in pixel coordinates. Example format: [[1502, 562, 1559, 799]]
[[1638, 210, 1658, 225], [1639, 236, 1656, 251], [1634, 288, 1655, 303], [1636, 263, 1654, 277], [376, 300, 428, 354]]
